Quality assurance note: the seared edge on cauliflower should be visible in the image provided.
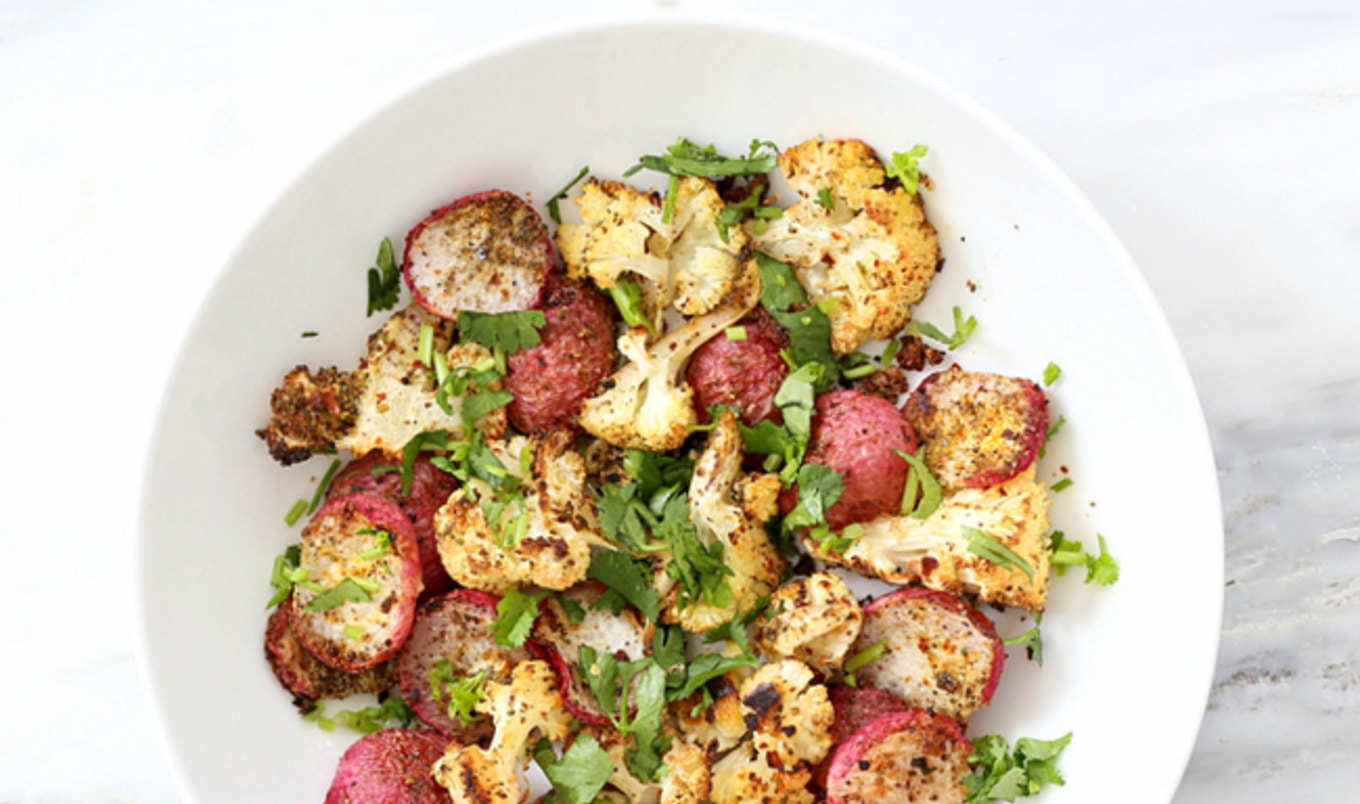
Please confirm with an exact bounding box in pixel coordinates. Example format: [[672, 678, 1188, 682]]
[[257, 304, 508, 464], [434, 428, 608, 594], [578, 261, 761, 452], [810, 464, 1052, 610], [750, 138, 940, 355]]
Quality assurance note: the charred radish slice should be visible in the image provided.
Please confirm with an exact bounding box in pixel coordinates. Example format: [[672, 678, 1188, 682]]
[[403, 189, 553, 319], [289, 493, 423, 673], [327, 451, 460, 601], [395, 588, 531, 741], [264, 596, 396, 711], [850, 587, 1003, 722], [813, 685, 912, 788], [824, 709, 973, 804], [528, 580, 653, 727], [902, 364, 1048, 491], [324, 727, 452, 804]]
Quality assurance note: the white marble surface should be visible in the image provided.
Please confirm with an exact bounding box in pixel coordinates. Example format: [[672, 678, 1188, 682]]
[[2, 0, 1357, 801]]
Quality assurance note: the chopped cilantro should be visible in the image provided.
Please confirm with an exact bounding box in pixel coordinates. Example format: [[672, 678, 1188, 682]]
[[607, 277, 655, 334], [884, 144, 929, 195], [896, 449, 943, 519], [1043, 361, 1062, 386], [547, 165, 589, 225], [366, 237, 402, 316], [1003, 613, 1045, 666], [305, 577, 374, 612], [428, 661, 486, 726], [908, 305, 977, 350], [964, 526, 1035, 580]]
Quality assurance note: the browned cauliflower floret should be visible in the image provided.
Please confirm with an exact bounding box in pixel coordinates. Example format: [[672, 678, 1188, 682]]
[[708, 742, 816, 804], [256, 304, 507, 464], [750, 571, 864, 675], [578, 263, 760, 452], [660, 742, 713, 804], [656, 409, 786, 632], [750, 138, 940, 354], [809, 464, 1052, 610], [738, 660, 835, 768], [557, 177, 748, 328], [434, 429, 607, 593], [431, 659, 572, 804]]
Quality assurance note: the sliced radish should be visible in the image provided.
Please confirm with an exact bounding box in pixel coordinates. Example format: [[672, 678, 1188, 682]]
[[824, 709, 973, 803], [813, 684, 912, 789], [263, 595, 395, 711], [324, 727, 452, 804], [289, 493, 423, 672], [528, 580, 653, 727], [402, 189, 553, 320], [395, 588, 531, 742], [327, 451, 460, 601], [851, 587, 1004, 722], [902, 364, 1049, 491]]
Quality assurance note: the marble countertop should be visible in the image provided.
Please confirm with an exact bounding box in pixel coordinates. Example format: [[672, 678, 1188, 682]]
[[2, 1, 1357, 800]]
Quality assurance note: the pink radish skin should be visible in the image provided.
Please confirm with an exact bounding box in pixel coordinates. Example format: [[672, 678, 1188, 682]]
[[324, 727, 452, 804], [395, 589, 531, 742], [824, 709, 973, 804], [853, 587, 1004, 722], [403, 189, 553, 320], [902, 364, 1049, 491]]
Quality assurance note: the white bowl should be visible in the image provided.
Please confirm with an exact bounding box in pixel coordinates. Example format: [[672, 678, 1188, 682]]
[[138, 15, 1221, 803]]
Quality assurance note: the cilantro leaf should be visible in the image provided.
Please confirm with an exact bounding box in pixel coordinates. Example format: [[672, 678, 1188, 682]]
[[491, 586, 551, 648], [627, 137, 778, 179], [964, 732, 1072, 802], [540, 734, 614, 804], [457, 309, 546, 355], [587, 549, 661, 622], [783, 463, 844, 535], [884, 144, 929, 195], [428, 661, 486, 726], [1049, 531, 1121, 586]]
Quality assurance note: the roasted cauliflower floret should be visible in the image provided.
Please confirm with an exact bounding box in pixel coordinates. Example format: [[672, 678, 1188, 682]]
[[557, 177, 748, 327], [257, 304, 508, 464], [750, 138, 940, 354], [810, 464, 1052, 610], [432, 659, 572, 804], [738, 659, 835, 768], [709, 742, 816, 804], [671, 670, 748, 755], [578, 263, 760, 452], [657, 409, 786, 632], [660, 742, 713, 804], [434, 429, 607, 593], [750, 571, 864, 675]]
